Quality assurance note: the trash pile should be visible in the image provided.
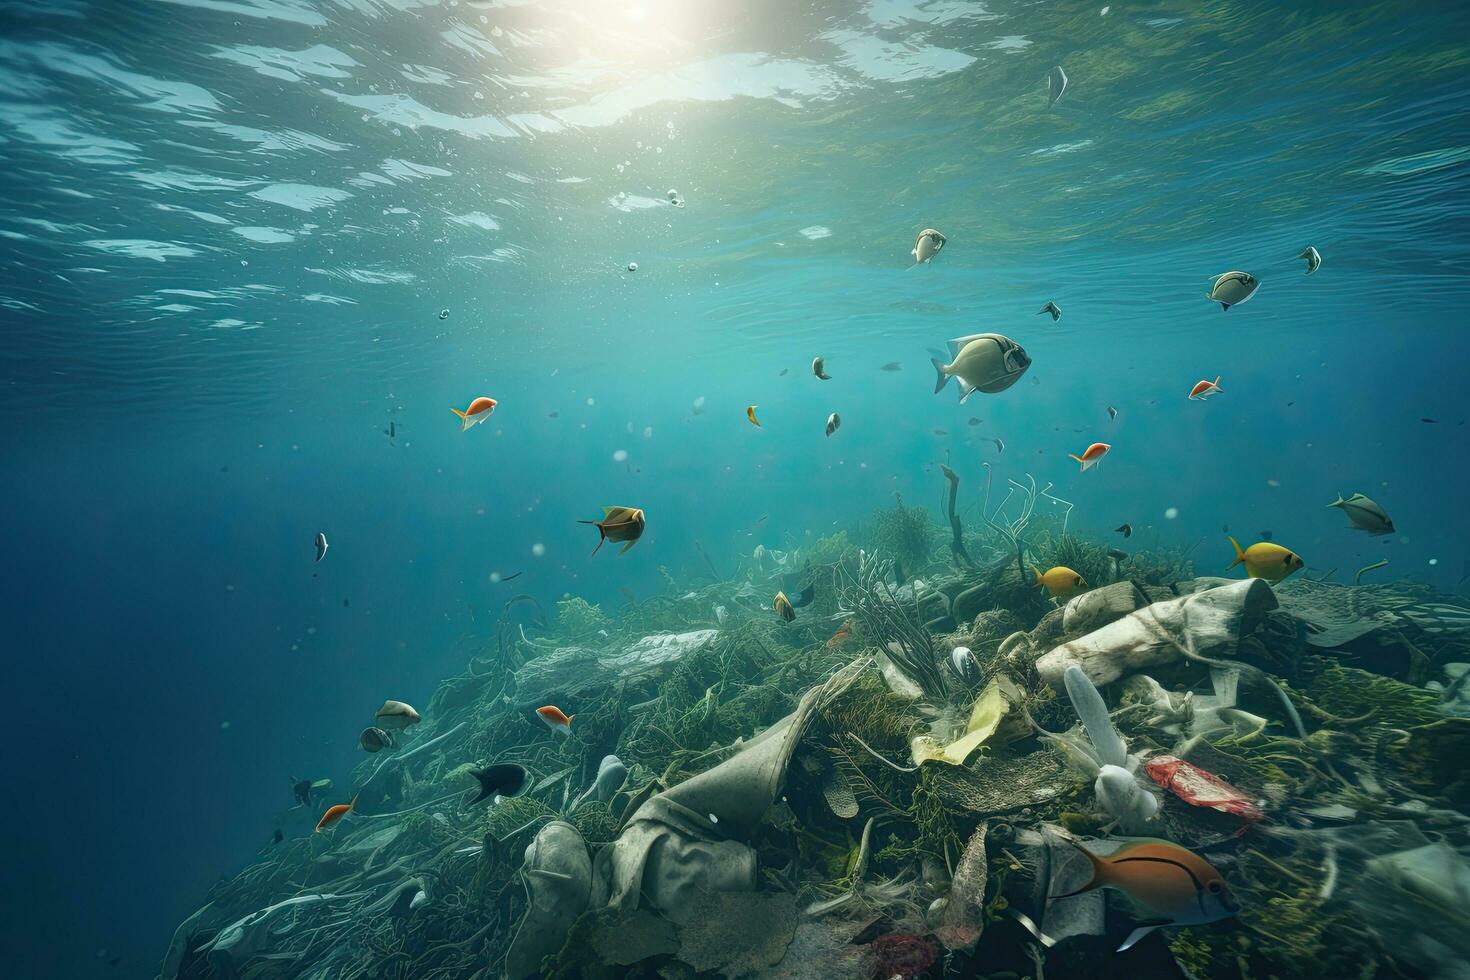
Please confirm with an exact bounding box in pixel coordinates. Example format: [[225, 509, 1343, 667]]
[[159, 478, 1470, 980]]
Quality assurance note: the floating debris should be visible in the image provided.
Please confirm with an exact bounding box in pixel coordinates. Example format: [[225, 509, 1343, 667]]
[[1047, 65, 1068, 106]]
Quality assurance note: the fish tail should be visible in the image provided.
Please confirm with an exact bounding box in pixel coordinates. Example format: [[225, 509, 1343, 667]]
[[349, 794, 358, 813], [567, 714, 575, 727], [1226, 535, 1245, 570], [931, 357, 951, 394], [1051, 838, 1108, 899], [1213, 375, 1221, 391], [1327, 495, 1344, 508], [450, 407, 467, 418], [1068, 453, 1087, 470], [579, 521, 607, 555], [1032, 566, 1044, 588]]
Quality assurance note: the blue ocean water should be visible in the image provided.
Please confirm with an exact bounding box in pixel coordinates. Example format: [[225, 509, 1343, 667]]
[[1, 0, 1468, 976]]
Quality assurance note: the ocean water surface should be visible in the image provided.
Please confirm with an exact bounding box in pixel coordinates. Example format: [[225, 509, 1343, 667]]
[[1, 0, 1468, 977]]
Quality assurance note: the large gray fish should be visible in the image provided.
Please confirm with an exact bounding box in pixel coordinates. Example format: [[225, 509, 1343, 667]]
[[1328, 492, 1395, 536], [931, 333, 1031, 402], [911, 228, 947, 265], [1206, 271, 1259, 311]]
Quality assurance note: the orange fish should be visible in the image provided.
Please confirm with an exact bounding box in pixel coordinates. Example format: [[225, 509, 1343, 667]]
[[827, 621, 853, 649], [450, 396, 497, 432], [1054, 837, 1238, 951], [1188, 376, 1222, 400], [315, 794, 358, 833], [746, 405, 761, 427], [537, 705, 574, 734], [1068, 442, 1110, 472]]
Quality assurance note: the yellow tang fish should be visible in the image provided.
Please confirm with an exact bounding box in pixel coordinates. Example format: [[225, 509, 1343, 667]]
[[1034, 565, 1088, 599], [1053, 837, 1238, 952], [1226, 535, 1303, 582]]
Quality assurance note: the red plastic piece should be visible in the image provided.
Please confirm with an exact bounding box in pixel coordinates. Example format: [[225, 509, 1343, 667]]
[[1146, 754, 1264, 822]]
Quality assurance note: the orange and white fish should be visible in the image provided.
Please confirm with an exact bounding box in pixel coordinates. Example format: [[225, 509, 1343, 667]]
[[1188, 376, 1222, 401], [1053, 837, 1238, 952], [450, 396, 497, 432], [315, 794, 358, 833], [1068, 442, 1110, 471], [536, 705, 574, 734]]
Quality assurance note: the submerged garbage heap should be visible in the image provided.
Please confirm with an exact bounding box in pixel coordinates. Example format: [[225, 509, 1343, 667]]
[[160, 487, 1470, 980]]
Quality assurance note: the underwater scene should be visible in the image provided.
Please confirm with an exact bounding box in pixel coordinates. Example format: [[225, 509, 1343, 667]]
[[3, 0, 1470, 978]]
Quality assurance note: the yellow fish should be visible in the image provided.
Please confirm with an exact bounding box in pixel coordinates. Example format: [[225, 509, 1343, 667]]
[[746, 405, 761, 427], [1226, 535, 1303, 582], [773, 590, 795, 622], [1034, 565, 1087, 599]]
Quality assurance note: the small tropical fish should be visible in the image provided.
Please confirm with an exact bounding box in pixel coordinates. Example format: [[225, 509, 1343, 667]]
[[880, 361, 903, 372], [826, 413, 841, 437], [537, 705, 574, 734], [315, 794, 358, 833], [451, 396, 497, 431], [358, 727, 393, 753], [774, 591, 796, 622], [548, 411, 559, 418], [468, 762, 529, 804], [1068, 442, 1111, 471], [314, 532, 328, 563], [932, 428, 948, 437], [1107, 406, 1117, 420], [911, 228, 946, 265], [812, 356, 831, 380], [375, 699, 421, 730], [1328, 492, 1395, 536], [827, 621, 853, 649], [1421, 417, 1439, 423], [1047, 65, 1068, 106], [1226, 535, 1303, 582], [778, 368, 789, 377], [1034, 565, 1088, 599], [1038, 301, 1062, 321], [746, 405, 761, 427], [1206, 271, 1259, 311], [1053, 837, 1238, 952], [579, 506, 646, 555], [1298, 245, 1322, 274], [1115, 523, 1132, 538], [1188, 376, 1223, 400], [968, 417, 981, 426]]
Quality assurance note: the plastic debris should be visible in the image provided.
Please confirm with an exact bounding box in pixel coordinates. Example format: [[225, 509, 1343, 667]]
[[1145, 754, 1264, 821]]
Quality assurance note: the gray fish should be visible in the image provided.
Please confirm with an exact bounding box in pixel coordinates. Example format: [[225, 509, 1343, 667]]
[[1038, 301, 1062, 321], [931, 333, 1031, 401], [880, 361, 903, 372], [1047, 65, 1068, 106], [1107, 406, 1117, 420], [314, 532, 328, 562], [1328, 492, 1395, 536], [1298, 246, 1322, 274], [911, 228, 946, 265], [358, 727, 394, 753], [812, 356, 831, 380], [1206, 271, 1259, 311], [825, 412, 841, 437]]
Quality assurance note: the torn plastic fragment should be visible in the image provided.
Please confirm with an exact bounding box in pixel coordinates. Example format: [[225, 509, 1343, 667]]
[[1145, 754, 1263, 821]]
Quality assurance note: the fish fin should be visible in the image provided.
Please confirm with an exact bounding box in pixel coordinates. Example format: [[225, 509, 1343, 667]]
[[1226, 535, 1245, 570], [1050, 838, 1107, 899], [930, 357, 951, 394], [349, 794, 358, 813], [1221, 302, 1231, 311], [958, 383, 978, 404], [618, 540, 636, 555], [1068, 453, 1086, 470], [1117, 922, 1171, 953], [450, 407, 467, 418], [1032, 566, 1044, 588], [1213, 376, 1221, 391], [567, 714, 575, 726]]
